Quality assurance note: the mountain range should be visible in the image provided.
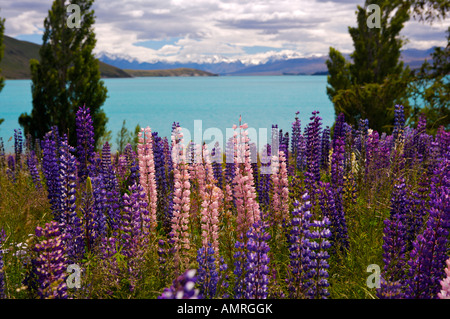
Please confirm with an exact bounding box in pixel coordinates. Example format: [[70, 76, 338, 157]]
[[0, 35, 437, 79], [97, 47, 436, 76]]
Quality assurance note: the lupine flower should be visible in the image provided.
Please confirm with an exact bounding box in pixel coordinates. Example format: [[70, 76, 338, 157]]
[[100, 142, 121, 234], [304, 217, 331, 299], [33, 221, 68, 299], [158, 269, 200, 299], [81, 176, 107, 253], [27, 150, 42, 189], [123, 143, 140, 190], [170, 126, 191, 268], [270, 150, 289, 226], [14, 128, 23, 170], [200, 145, 222, 259], [404, 158, 449, 299], [56, 135, 84, 263], [75, 105, 95, 180], [438, 258, 450, 299], [321, 127, 330, 171], [232, 121, 261, 238], [392, 104, 405, 144], [291, 111, 301, 160], [377, 179, 410, 299], [120, 182, 150, 291], [137, 127, 158, 232], [304, 111, 322, 206], [0, 228, 5, 299], [287, 193, 312, 299], [0, 137, 5, 169], [258, 144, 272, 212], [244, 221, 271, 299], [211, 142, 223, 189], [41, 127, 61, 213], [196, 244, 228, 299]]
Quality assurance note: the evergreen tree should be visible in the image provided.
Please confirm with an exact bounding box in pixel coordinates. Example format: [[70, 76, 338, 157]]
[[0, 15, 4, 127], [409, 27, 449, 133], [19, 0, 108, 148], [0, 15, 5, 94], [326, 0, 411, 133]]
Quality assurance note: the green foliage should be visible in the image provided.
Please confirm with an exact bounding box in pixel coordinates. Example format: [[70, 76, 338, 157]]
[[409, 27, 450, 133], [18, 0, 108, 149], [0, 15, 4, 94], [326, 0, 412, 133]]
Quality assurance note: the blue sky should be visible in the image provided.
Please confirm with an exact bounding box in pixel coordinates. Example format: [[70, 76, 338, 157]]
[[0, 0, 448, 64]]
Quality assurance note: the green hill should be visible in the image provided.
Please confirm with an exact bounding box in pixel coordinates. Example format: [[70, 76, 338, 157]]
[[124, 68, 218, 77], [0, 35, 132, 79]]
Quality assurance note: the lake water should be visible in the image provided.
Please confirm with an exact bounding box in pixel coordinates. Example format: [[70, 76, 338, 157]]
[[0, 76, 335, 152]]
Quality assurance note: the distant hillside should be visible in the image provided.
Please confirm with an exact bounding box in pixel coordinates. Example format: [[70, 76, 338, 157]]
[[99, 47, 436, 76], [0, 35, 132, 79], [125, 68, 218, 77]]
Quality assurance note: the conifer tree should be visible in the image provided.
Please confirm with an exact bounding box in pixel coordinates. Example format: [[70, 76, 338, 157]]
[[19, 0, 107, 148], [326, 0, 411, 133], [0, 15, 5, 94]]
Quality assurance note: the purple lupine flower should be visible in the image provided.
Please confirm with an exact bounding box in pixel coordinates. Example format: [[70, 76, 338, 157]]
[[123, 143, 140, 191], [120, 182, 150, 259], [249, 142, 259, 191], [233, 240, 246, 299], [225, 136, 235, 183], [404, 158, 450, 299], [6, 155, 15, 181], [56, 135, 84, 263], [33, 221, 68, 299], [100, 142, 121, 234], [0, 137, 5, 169], [377, 179, 410, 299], [211, 142, 223, 189], [81, 176, 107, 253], [196, 244, 220, 299], [27, 150, 42, 189], [244, 221, 271, 299], [304, 111, 322, 205], [158, 269, 200, 299], [152, 131, 169, 225], [392, 104, 405, 143], [291, 111, 301, 159], [332, 113, 345, 151], [304, 217, 331, 299], [75, 105, 95, 180], [280, 131, 289, 161], [258, 144, 272, 212], [321, 126, 330, 171], [0, 228, 5, 299], [14, 128, 23, 170], [318, 181, 348, 252], [296, 132, 306, 171], [41, 127, 61, 213], [287, 193, 312, 299]]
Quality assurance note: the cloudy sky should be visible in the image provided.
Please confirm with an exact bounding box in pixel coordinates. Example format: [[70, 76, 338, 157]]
[[1, 0, 449, 64]]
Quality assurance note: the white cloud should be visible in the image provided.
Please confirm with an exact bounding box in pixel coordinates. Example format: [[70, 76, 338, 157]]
[[0, 0, 448, 64]]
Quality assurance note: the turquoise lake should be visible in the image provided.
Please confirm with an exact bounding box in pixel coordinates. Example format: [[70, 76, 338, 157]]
[[0, 76, 334, 152]]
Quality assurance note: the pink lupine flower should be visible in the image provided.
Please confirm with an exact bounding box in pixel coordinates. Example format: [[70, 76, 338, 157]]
[[137, 126, 158, 232], [438, 258, 450, 299], [170, 127, 191, 267], [232, 120, 261, 238], [271, 150, 290, 225], [199, 144, 223, 261]]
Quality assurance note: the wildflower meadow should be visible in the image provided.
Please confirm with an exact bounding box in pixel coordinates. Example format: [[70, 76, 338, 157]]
[[0, 104, 449, 300]]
